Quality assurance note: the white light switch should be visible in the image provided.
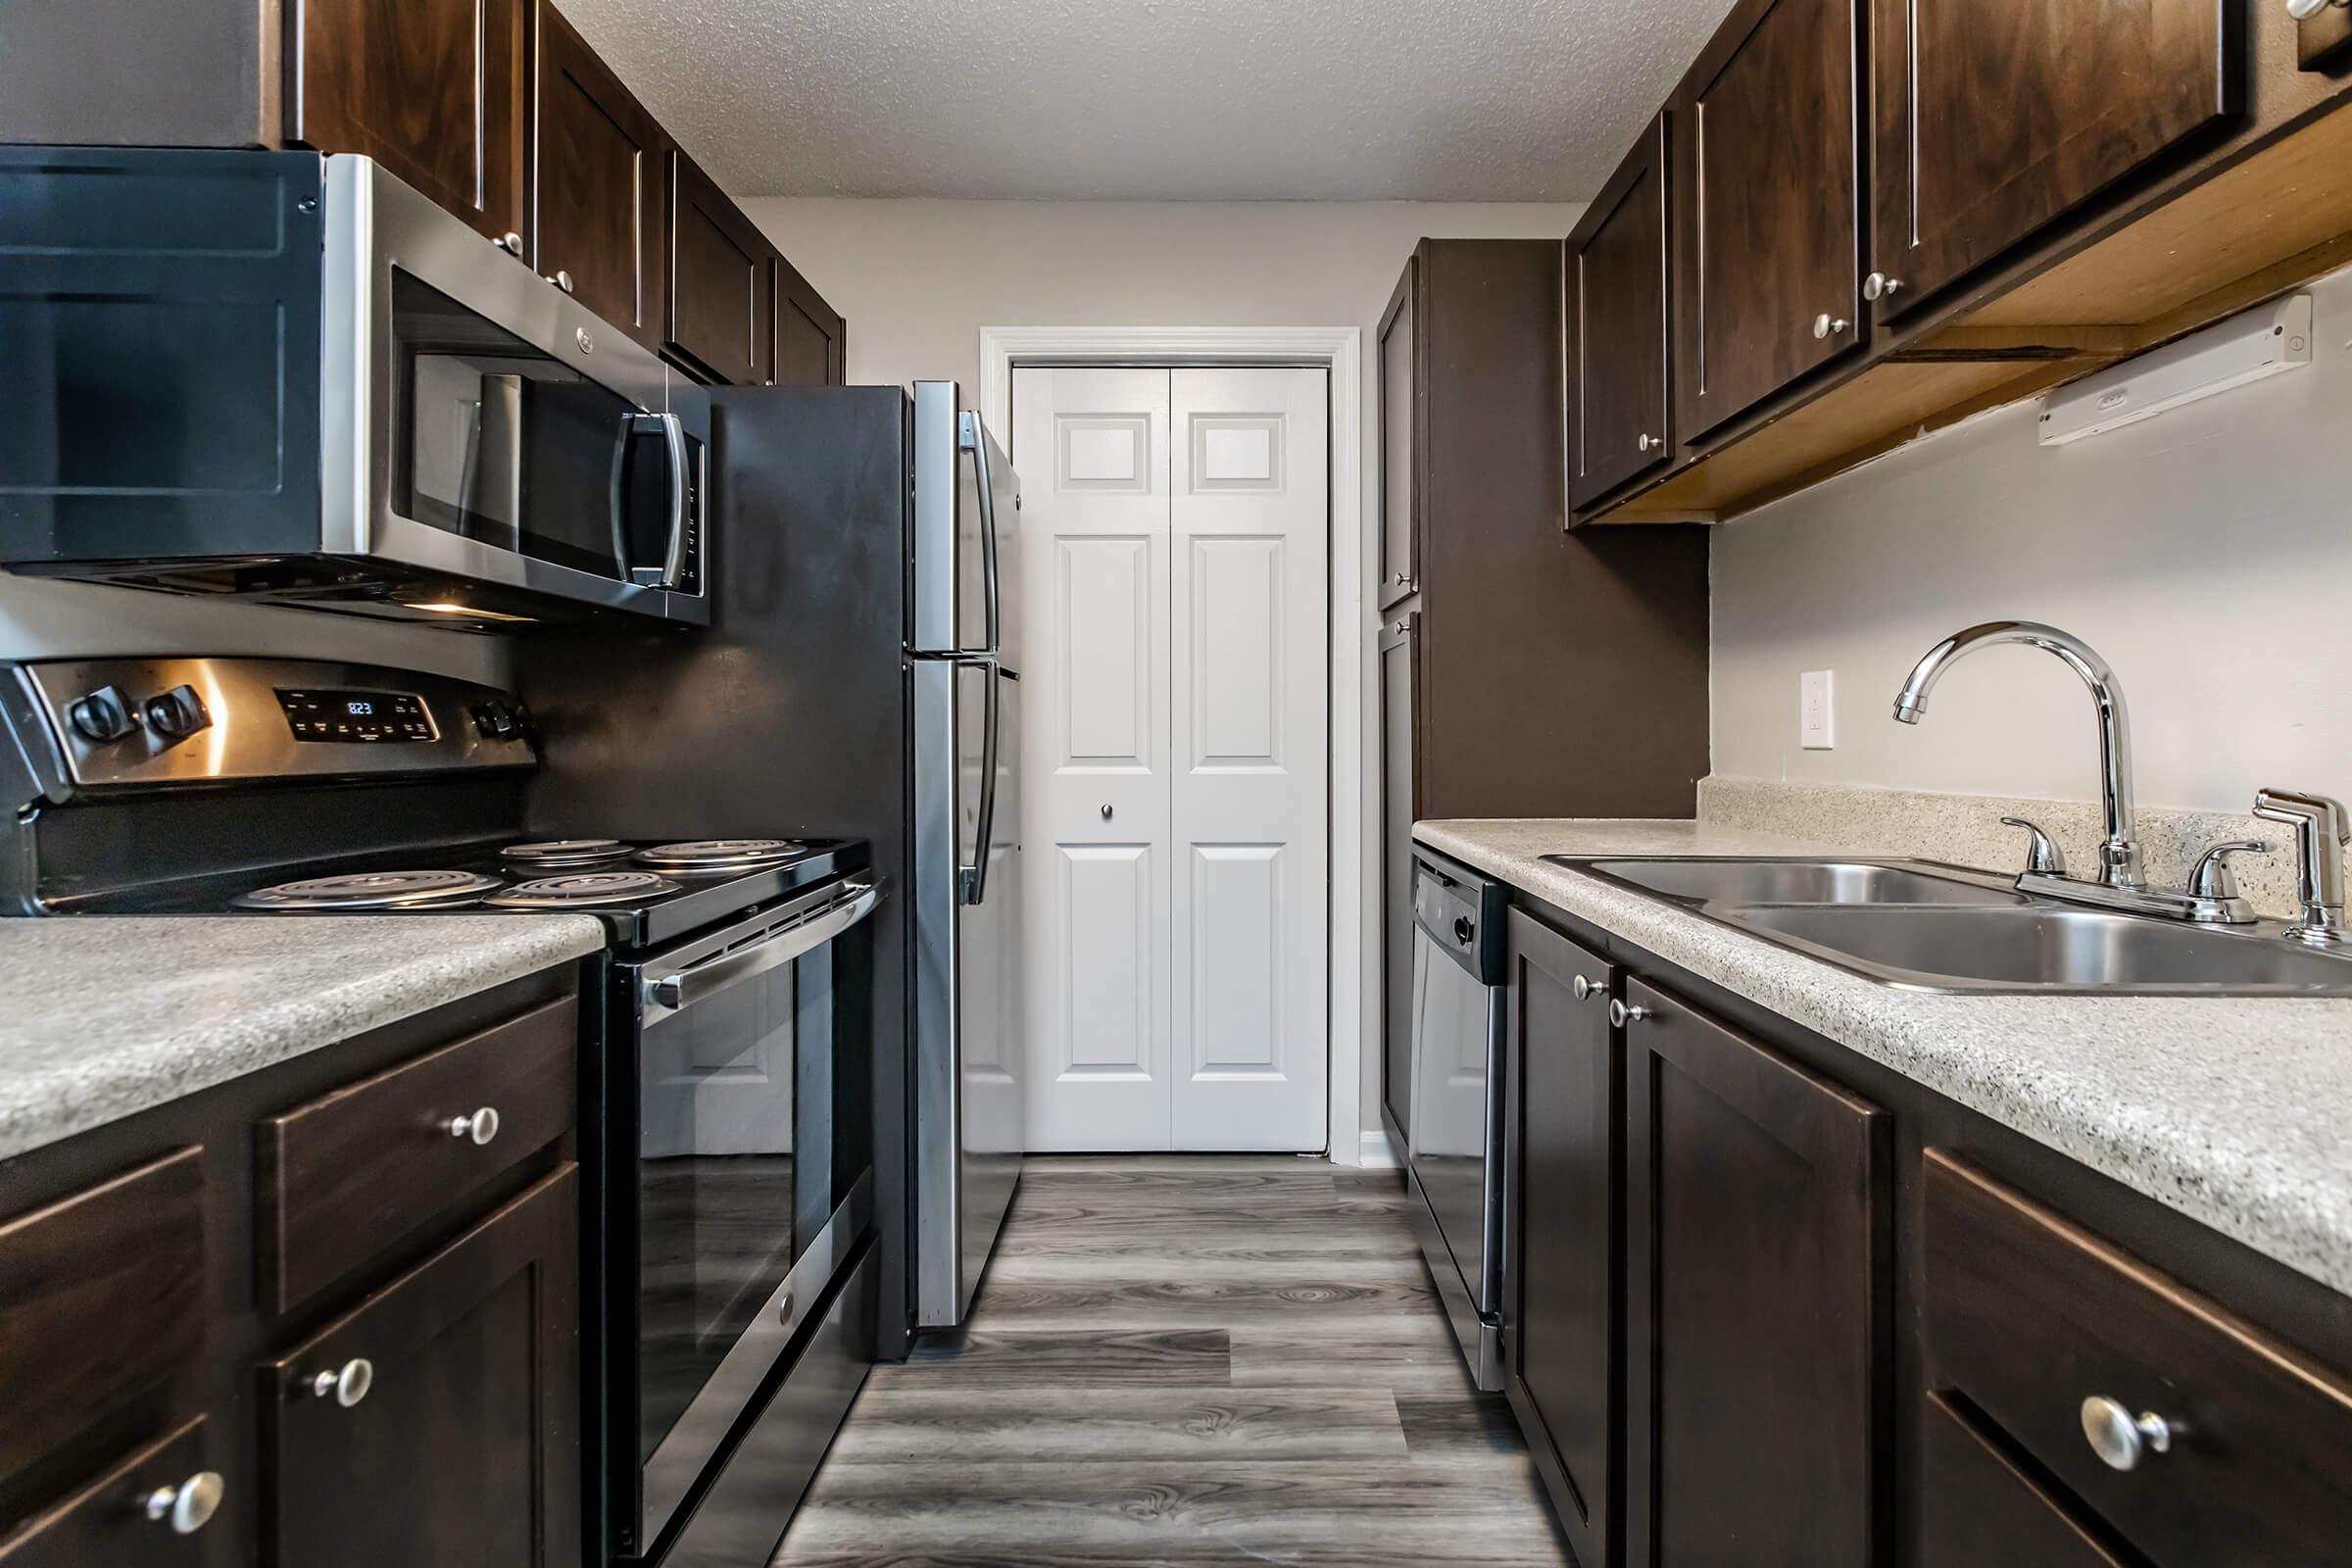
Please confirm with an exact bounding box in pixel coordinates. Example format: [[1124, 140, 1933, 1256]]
[[1800, 670, 1836, 750]]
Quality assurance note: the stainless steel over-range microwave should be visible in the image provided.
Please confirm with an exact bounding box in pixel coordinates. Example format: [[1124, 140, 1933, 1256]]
[[0, 147, 708, 627]]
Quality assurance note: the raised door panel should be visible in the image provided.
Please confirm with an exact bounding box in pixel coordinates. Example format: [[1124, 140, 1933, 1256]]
[[1921, 1395, 2128, 1568], [1169, 368, 1327, 1151], [1376, 257, 1419, 607], [774, 257, 846, 387], [1012, 367, 1175, 1152], [262, 1168, 579, 1568], [534, 2, 666, 348], [1674, 0, 1865, 439], [1624, 980, 1885, 1568], [1872, 0, 2235, 316], [1503, 910, 1618, 1568], [1569, 117, 1672, 509], [1378, 615, 1417, 1143], [666, 151, 773, 386], [290, 0, 527, 244]]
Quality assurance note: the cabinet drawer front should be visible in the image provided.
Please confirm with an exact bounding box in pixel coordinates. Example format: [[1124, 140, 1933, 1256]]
[[0, 1418, 220, 1567], [1922, 1395, 2125, 1568], [259, 997, 575, 1313], [1923, 1151, 2352, 1563], [0, 1149, 204, 1481], [263, 1166, 580, 1568]]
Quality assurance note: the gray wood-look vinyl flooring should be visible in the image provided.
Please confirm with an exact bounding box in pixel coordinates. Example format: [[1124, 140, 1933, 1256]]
[[772, 1156, 1574, 1567]]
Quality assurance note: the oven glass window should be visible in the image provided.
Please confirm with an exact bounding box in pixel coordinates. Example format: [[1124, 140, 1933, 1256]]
[[635, 947, 831, 1467], [391, 269, 671, 582]]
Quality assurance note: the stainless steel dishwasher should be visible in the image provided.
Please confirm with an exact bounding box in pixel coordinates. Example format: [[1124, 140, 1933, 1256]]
[[1404, 849, 1510, 1390]]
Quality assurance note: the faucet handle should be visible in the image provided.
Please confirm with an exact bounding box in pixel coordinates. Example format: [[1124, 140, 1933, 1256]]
[[2188, 840, 2265, 901], [2000, 816, 2068, 877], [2252, 789, 2350, 945]]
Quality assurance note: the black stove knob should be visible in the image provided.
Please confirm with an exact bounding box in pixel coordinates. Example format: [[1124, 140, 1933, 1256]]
[[471, 700, 522, 740], [142, 683, 213, 743], [67, 685, 138, 744]]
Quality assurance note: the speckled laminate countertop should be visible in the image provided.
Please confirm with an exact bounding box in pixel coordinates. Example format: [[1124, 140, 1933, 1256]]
[[0, 916, 608, 1163], [1416, 817, 2352, 1298]]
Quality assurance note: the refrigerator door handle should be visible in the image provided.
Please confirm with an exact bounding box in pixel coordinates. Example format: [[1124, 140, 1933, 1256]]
[[959, 412, 1002, 657], [959, 665, 1002, 906]]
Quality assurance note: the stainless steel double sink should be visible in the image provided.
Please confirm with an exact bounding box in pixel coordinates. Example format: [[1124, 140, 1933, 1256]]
[[1544, 857, 2352, 995]]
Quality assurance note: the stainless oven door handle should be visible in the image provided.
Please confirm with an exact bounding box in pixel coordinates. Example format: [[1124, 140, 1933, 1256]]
[[958, 412, 1002, 656], [644, 879, 880, 1014]]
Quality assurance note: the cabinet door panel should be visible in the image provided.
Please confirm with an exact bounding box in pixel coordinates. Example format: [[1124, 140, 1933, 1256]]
[[262, 1167, 579, 1568], [1376, 258, 1419, 607], [774, 256, 846, 387], [1569, 117, 1671, 509], [1921, 1394, 2127, 1568], [1675, 0, 1864, 438], [535, 2, 666, 349], [290, 0, 527, 244], [1872, 0, 2234, 314], [1503, 909, 1618, 1568], [1379, 614, 1418, 1142], [1624, 980, 1885, 1568], [667, 151, 774, 386]]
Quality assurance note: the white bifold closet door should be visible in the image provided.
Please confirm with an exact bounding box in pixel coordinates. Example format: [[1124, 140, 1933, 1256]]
[[1011, 365, 1329, 1152]]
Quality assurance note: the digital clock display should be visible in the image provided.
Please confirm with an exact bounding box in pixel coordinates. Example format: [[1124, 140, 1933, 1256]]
[[274, 688, 435, 743]]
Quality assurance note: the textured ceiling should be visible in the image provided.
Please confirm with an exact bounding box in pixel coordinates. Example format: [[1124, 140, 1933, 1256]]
[[554, 0, 1740, 202]]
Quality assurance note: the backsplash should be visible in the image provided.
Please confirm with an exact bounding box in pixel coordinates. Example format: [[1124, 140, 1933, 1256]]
[[1697, 775, 2305, 921]]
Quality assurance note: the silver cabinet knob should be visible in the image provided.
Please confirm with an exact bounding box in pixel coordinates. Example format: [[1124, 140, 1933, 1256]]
[[547, 270, 575, 295], [1812, 313, 1851, 340], [1637, 432, 1658, 452], [2286, 0, 2343, 19], [1392, 571, 1412, 586], [1863, 271, 1904, 301], [310, 1356, 374, 1408], [1608, 999, 1652, 1028], [1100, 804, 1113, 820], [2080, 1396, 2173, 1470], [144, 1471, 224, 1535], [496, 231, 524, 257], [1571, 974, 1606, 1003], [445, 1106, 501, 1146]]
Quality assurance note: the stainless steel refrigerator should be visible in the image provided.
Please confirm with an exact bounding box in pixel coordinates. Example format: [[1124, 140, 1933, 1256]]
[[908, 381, 1026, 1330]]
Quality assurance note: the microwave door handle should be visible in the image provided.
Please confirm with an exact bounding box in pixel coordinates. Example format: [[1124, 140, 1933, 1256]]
[[643, 879, 882, 1017], [659, 411, 689, 589], [608, 412, 636, 575], [959, 413, 1002, 657], [958, 667, 1002, 906]]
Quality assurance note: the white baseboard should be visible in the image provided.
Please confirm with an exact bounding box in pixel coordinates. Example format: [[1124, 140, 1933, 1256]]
[[1354, 1129, 1401, 1169]]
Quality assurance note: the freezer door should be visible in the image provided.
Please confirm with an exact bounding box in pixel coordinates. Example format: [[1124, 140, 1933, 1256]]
[[913, 660, 1025, 1328], [908, 381, 1020, 663]]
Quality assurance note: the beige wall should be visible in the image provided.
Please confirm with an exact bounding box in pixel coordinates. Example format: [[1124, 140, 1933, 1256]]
[[1712, 264, 2352, 816]]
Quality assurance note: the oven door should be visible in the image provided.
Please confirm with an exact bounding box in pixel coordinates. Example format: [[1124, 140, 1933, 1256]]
[[620, 876, 880, 1555], [321, 155, 709, 624]]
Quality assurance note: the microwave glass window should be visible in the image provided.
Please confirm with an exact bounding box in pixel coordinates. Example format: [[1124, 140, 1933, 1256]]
[[391, 269, 665, 584]]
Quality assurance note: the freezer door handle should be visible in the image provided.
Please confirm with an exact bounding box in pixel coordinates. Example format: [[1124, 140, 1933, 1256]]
[[959, 412, 1003, 658], [960, 669, 1002, 906]]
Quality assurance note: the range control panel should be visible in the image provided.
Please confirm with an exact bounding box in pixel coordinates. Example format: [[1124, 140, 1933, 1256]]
[[6, 657, 535, 794], [275, 687, 436, 743]]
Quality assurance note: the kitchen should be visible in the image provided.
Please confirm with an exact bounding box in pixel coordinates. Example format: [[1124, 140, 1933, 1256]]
[[1, 0, 2349, 1563]]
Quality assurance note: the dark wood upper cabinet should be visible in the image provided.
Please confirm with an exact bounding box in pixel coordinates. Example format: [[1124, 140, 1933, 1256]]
[[1623, 978, 1885, 1568], [1870, 0, 2237, 318], [1672, 0, 1865, 440], [773, 255, 847, 387], [288, 0, 528, 246], [1503, 909, 1619, 1568], [666, 150, 773, 386], [1568, 116, 1672, 510], [263, 1167, 580, 1568], [534, 1, 667, 349], [1376, 258, 1421, 607]]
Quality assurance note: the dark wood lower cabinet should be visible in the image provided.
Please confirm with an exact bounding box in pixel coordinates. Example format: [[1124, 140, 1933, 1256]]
[[0, 1419, 216, 1567], [264, 1166, 580, 1568], [1920, 1395, 2126, 1568], [1502, 909, 1619, 1568], [1622, 978, 1886, 1568]]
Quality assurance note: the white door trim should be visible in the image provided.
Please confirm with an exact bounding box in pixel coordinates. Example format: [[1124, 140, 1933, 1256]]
[[981, 325, 1367, 1164]]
